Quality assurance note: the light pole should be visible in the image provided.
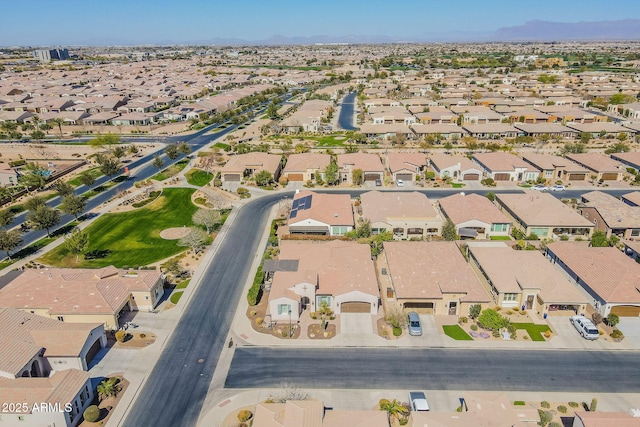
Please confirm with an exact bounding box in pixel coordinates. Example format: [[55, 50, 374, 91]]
[[288, 307, 292, 338]]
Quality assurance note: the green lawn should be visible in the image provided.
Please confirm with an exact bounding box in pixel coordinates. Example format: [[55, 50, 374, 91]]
[[151, 159, 189, 181], [170, 291, 183, 304], [185, 169, 213, 187], [67, 167, 103, 187], [443, 325, 474, 340], [511, 323, 551, 342], [212, 142, 230, 151], [176, 279, 190, 289], [313, 135, 347, 147], [451, 183, 465, 189], [490, 236, 512, 240], [0, 221, 78, 269], [39, 188, 198, 268]]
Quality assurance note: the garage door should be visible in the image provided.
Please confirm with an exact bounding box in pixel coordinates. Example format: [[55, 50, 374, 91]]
[[364, 173, 381, 182], [610, 305, 640, 317], [463, 173, 480, 180], [287, 173, 304, 181], [341, 302, 371, 313], [568, 173, 586, 181], [84, 339, 102, 368], [494, 173, 510, 181], [601, 173, 618, 181], [403, 302, 434, 314], [396, 173, 413, 182], [223, 174, 241, 181]]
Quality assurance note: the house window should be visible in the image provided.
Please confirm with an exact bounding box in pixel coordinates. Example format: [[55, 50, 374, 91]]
[[372, 228, 384, 235], [316, 295, 331, 308], [332, 226, 350, 236], [529, 227, 548, 237], [277, 304, 291, 315], [545, 170, 553, 177], [632, 229, 640, 237], [491, 223, 508, 232], [504, 293, 518, 302]]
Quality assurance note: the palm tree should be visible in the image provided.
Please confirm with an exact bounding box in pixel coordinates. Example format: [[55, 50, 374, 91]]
[[96, 377, 122, 402], [50, 117, 65, 140], [379, 399, 408, 422]]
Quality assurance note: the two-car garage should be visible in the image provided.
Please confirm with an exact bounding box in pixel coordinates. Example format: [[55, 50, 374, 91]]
[[341, 302, 372, 313], [610, 305, 640, 317], [402, 302, 434, 314]]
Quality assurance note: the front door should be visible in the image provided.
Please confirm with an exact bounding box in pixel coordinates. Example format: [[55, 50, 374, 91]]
[[526, 295, 534, 310], [448, 302, 457, 315]]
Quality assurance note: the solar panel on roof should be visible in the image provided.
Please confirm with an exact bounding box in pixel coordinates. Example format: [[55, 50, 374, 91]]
[[292, 199, 301, 209], [290, 210, 298, 219]]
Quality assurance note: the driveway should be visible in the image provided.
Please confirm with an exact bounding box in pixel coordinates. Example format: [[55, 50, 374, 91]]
[[340, 313, 374, 346], [617, 317, 640, 347], [546, 316, 637, 350]]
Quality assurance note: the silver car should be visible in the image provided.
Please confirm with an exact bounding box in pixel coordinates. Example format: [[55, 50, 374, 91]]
[[409, 391, 430, 411], [571, 315, 599, 340], [407, 311, 422, 336]]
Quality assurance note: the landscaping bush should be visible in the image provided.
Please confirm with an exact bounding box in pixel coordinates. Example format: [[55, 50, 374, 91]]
[[569, 401, 579, 408], [83, 405, 100, 422], [237, 409, 253, 422], [606, 313, 620, 327], [139, 333, 146, 338], [610, 329, 624, 340], [557, 405, 567, 414], [513, 401, 525, 406], [469, 303, 481, 319], [478, 308, 510, 331], [115, 330, 127, 343], [537, 409, 553, 426], [279, 177, 288, 186], [540, 401, 550, 408], [591, 312, 603, 325], [459, 316, 468, 324], [399, 418, 408, 426], [470, 324, 478, 331], [256, 318, 263, 325], [392, 326, 402, 336], [378, 399, 391, 408], [590, 398, 598, 412], [247, 264, 264, 306], [549, 422, 562, 427]]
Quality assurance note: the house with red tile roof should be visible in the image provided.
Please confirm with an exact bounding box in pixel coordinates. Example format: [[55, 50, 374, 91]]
[[386, 153, 427, 182], [282, 153, 331, 183], [221, 152, 282, 184], [267, 240, 379, 323], [566, 153, 624, 181], [287, 191, 354, 236], [429, 153, 483, 181], [336, 153, 384, 184], [473, 152, 539, 182], [438, 193, 511, 239]]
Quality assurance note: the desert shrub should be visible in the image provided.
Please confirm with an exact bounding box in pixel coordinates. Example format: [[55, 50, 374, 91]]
[[549, 422, 562, 427], [606, 313, 620, 327], [591, 312, 603, 325], [470, 324, 478, 331], [278, 177, 288, 186], [83, 405, 100, 423], [544, 330, 552, 338], [537, 409, 553, 426], [540, 401, 550, 408], [459, 316, 468, 323], [378, 399, 391, 408], [249, 310, 256, 317], [392, 326, 402, 336], [557, 405, 567, 414], [237, 410, 253, 422], [610, 329, 624, 340], [256, 318, 263, 325], [399, 418, 408, 426], [590, 398, 598, 412], [139, 333, 146, 338], [115, 330, 127, 343], [569, 401, 579, 408], [469, 303, 481, 319]]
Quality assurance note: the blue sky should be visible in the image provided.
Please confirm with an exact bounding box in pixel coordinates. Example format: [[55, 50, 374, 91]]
[[2, 0, 639, 45]]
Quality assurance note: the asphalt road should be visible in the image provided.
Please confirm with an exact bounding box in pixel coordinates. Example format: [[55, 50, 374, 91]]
[[226, 347, 640, 393], [122, 192, 285, 427]]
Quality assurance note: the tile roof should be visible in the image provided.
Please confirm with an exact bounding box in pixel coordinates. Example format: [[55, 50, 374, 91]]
[[472, 152, 531, 172], [384, 241, 490, 302], [547, 242, 640, 303], [386, 152, 427, 173], [566, 153, 623, 173], [429, 153, 481, 172], [496, 193, 594, 228], [288, 191, 354, 227], [283, 153, 331, 173], [361, 191, 439, 223], [337, 153, 384, 172], [581, 191, 640, 229], [438, 193, 511, 225], [221, 152, 282, 175]]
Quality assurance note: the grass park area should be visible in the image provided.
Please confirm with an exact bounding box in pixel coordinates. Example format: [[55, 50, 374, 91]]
[[443, 325, 473, 340], [39, 188, 198, 268], [151, 159, 189, 181], [185, 169, 213, 186], [67, 167, 102, 187], [512, 323, 551, 342]]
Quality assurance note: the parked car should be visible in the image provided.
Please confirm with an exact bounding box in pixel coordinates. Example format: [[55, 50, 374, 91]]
[[551, 185, 565, 192], [396, 179, 404, 187], [407, 311, 422, 336], [409, 391, 430, 411], [375, 179, 382, 187], [570, 315, 600, 340], [531, 184, 548, 191]]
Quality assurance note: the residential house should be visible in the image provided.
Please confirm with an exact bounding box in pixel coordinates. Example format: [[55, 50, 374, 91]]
[[287, 191, 354, 236], [522, 153, 590, 182], [566, 153, 624, 181], [220, 152, 282, 183], [429, 153, 483, 181], [579, 191, 640, 239], [473, 152, 539, 182], [621, 191, 640, 207], [336, 153, 384, 184], [0, 307, 106, 377], [546, 242, 640, 317], [495, 193, 594, 239], [0, 266, 164, 329], [360, 191, 443, 239], [565, 122, 633, 139], [467, 244, 588, 317], [438, 193, 511, 239], [0, 369, 94, 427], [610, 151, 640, 173], [573, 411, 640, 427], [0, 163, 18, 187], [449, 105, 505, 124], [386, 153, 427, 182], [382, 241, 490, 316], [267, 240, 379, 323], [411, 123, 465, 140], [359, 123, 413, 140], [282, 153, 331, 183], [512, 123, 577, 138], [461, 123, 519, 139]]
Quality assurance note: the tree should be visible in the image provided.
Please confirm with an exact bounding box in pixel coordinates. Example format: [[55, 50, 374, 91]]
[[352, 168, 364, 186], [604, 142, 630, 154], [266, 101, 279, 119], [254, 170, 273, 187], [19, 162, 48, 192], [562, 143, 586, 154], [478, 308, 510, 330], [96, 377, 122, 402], [354, 217, 372, 238], [469, 304, 482, 319], [590, 230, 609, 247], [56, 181, 74, 197], [78, 172, 96, 189], [0, 209, 15, 229], [192, 208, 221, 233], [50, 117, 65, 139], [379, 399, 408, 422], [64, 228, 88, 262], [60, 194, 87, 219], [164, 144, 179, 160], [152, 155, 164, 170], [96, 155, 120, 177], [89, 133, 120, 153], [579, 132, 592, 144], [443, 141, 453, 151], [607, 313, 620, 328], [177, 142, 191, 155], [112, 146, 126, 159], [485, 192, 496, 202], [178, 227, 209, 254], [24, 196, 46, 212], [27, 205, 61, 237], [324, 162, 339, 185], [0, 229, 22, 259], [442, 219, 458, 241], [30, 130, 45, 140]]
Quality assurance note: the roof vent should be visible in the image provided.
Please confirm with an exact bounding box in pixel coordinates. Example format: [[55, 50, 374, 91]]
[[334, 213, 338, 217]]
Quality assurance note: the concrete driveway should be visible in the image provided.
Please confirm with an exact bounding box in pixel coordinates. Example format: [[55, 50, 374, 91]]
[[617, 317, 640, 348], [546, 316, 638, 350], [340, 313, 374, 346]]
